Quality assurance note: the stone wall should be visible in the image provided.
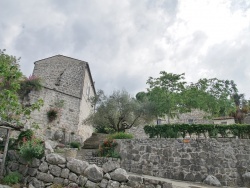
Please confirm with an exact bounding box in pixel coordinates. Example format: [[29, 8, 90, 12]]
[[117, 138, 250, 187], [5, 151, 172, 188]]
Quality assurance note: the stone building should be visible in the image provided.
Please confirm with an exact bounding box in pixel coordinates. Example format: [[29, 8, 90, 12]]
[[160, 109, 213, 125], [28, 55, 96, 143]]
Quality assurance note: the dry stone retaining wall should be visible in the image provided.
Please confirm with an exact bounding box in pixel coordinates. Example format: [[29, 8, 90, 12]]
[[5, 151, 172, 188], [117, 138, 250, 187]]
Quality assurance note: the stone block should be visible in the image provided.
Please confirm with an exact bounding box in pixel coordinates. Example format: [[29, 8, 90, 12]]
[[49, 165, 62, 177]]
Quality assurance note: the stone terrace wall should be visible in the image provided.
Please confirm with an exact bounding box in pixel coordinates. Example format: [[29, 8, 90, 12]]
[[117, 138, 250, 187], [5, 151, 172, 188]]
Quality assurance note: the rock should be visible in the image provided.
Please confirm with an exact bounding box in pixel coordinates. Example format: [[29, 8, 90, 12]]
[[203, 175, 221, 186], [18, 164, 29, 176], [45, 140, 54, 153], [242, 172, 250, 186], [53, 177, 64, 184], [67, 158, 89, 175], [46, 140, 58, 149], [28, 168, 38, 176], [30, 158, 41, 168], [54, 130, 64, 141], [7, 150, 19, 161], [110, 168, 128, 182], [128, 175, 143, 184], [60, 168, 70, 178], [46, 153, 66, 165], [8, 162, 19, 171], [107, 180, 120, 188], [49, 165, 62, 177], [85, 180, 98, 188], [37, 172, 54, 183], [243, 172, 250, 180], [68, 183, 79, 188], [84, 164, 103, 183], [63, 179, 69, 186], [39, 162, 49, 173], [104, 173, 111, 180], [102, 161, 120, 173], [79, 175, 88, 187], [30, 178, 45, 188], [69, 172, 78, 183], [100, 178, 109, 188], [162, 182, 173, 188]]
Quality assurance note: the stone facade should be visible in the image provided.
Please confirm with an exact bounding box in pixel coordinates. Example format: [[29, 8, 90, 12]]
[[28, 55, 96, 143], [213, 117, 235, 125], [163, 109, 213, 125], [117, 138, 250, 187]]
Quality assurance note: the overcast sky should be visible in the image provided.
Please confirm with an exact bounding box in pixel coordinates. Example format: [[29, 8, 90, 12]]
[[1, 0, 250, 98]]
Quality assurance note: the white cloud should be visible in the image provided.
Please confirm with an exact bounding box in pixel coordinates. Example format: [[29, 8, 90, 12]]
[[0, 0, 250, 98]]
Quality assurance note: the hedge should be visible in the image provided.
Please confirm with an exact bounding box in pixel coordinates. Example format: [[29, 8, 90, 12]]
[[144, 124, 250, 139]]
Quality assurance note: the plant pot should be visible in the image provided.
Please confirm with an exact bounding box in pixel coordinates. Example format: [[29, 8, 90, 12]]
[[64, 148, 77, 158]]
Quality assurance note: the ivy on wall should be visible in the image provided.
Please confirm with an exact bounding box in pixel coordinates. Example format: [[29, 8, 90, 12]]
[[144, 124, 250, 139]]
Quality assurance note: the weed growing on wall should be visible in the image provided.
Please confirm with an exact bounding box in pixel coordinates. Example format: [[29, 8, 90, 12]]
[[99, 139, 120, 158], [3, 171, 22, 185]]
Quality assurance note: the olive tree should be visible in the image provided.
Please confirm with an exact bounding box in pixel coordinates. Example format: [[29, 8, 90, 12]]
[[85, 90, 155, 133]]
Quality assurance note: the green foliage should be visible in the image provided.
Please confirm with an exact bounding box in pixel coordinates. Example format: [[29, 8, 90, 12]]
[[108, 132, 133, 139], [70, 142, 81, 149], [17, 129, 34, 143], [94, 126, 112, 134], [0, 49, 43, 124], [146, 72, 186, 123], [19, 75, 42, 99], [19, 138, 44, 162], [143, 71, 240, 122], [3, 172, 22, 185], [144, 124, 250, 139], [47, 108, 59, 122], [85, 90, 155, 133], [98, 139, 120, 158]]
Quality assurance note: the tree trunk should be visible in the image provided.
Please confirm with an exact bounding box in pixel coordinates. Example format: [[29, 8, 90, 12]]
[[0, 128, 10, 177]]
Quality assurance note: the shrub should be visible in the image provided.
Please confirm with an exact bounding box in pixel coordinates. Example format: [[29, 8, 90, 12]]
[[108, 132, 133, 139], [19, 75, 42, 99], [47, 108, 59, 122], [70, 142, 81, 149], [99, 139, 120, 158], [144, 124, 250, 139], [19, 138, 44, 162], [17, 129, 34, 143], [3, 172, 22, 185]]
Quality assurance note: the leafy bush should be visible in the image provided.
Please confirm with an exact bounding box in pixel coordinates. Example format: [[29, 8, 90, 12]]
[[99, 139, 120, 158], [108, 132, 133, 139], [3, 172, 22, 185], [19, 138, 44, 162], [144, 124, 250, 139], [70, 142, 81, 149], [47, 108, 59, 122]]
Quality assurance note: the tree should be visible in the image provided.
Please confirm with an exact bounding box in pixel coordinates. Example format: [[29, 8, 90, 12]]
[[193, 78, 237, 117], [146, 71, 186, 123], [0, 50, 43, 125], [85, 90, 155, 133]]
